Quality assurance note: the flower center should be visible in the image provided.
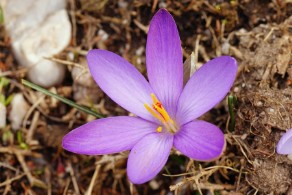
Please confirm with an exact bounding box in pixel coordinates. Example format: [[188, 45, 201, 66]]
[[144, 93, 177, 134]]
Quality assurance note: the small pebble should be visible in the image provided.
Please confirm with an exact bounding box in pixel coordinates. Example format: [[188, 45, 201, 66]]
[[135, 46, 144, 56], [241, 133, 248, 140], [256, 101, 263, 107], [9, 93, 29, 130], [149, 180, 160, 190], [0, 103, 6, 128], [67, 52, 75, 61], [98, 29, 109, 41], [136, 57, 142, 65], [222, 41, 230, 55]]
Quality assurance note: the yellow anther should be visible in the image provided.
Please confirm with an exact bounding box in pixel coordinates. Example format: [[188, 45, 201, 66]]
[[146, 93, 172, 123], [145, 93, 178, 134], [153, 104, 171, 122], [150, 93, 159, 104], [156, 126, 162, 133], [144, 103, 165, 123]]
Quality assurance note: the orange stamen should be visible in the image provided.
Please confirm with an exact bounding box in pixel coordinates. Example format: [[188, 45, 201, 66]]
[[144, 93, 177, 133], [144, 103, 165, 123]]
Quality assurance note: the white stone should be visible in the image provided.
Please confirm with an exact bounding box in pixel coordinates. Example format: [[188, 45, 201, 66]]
[[71, 59, 95, 87], [98, 29, 109, 41], [9, 93, 29, 130], [27, 59, 65, 88], [256, 101, 263, 107], [149, 180, 160, 190], [0, 103, 6, 128], [135, 46, 144, 56], [1, 0, 66, 40], [222, 41, 230, 55], [0, 0, 71, 87]]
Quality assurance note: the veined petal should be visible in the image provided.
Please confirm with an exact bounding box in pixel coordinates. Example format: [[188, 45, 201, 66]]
[[277, 128, 292, 154], [62, 116, 157, 155], [87, 49, 155, 122], [176, 56, 237, 125], [127, 133, 173, 184], [146, 9, 183, 117], [174, 120, 225, 161]]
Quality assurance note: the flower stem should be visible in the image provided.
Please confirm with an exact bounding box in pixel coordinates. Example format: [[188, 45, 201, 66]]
[[22, 79, 104, 118]]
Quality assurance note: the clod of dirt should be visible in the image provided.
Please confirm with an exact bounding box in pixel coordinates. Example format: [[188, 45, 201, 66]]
[[238, 88, 292, 132], [232, 15, 292, 194], [247, 159, 292, 194], [236, 16, 292, 88]]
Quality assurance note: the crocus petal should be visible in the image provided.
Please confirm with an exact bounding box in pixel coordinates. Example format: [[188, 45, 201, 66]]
[[146, 9, 183, 117], [62, 116, 157, 155], [87, 49, 156, 122], [176, 56, 237, 125], [127, 133, 173, 184], [174, 120, 225, 161], [277, 128, 292, 154]]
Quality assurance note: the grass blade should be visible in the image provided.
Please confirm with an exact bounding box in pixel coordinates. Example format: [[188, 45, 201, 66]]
[[22, 79, 104, 118]]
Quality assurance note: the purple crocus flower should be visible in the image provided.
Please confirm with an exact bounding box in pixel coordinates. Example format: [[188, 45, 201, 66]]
[[62, 9, 237, 184], [277, 128, 292, 154]]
